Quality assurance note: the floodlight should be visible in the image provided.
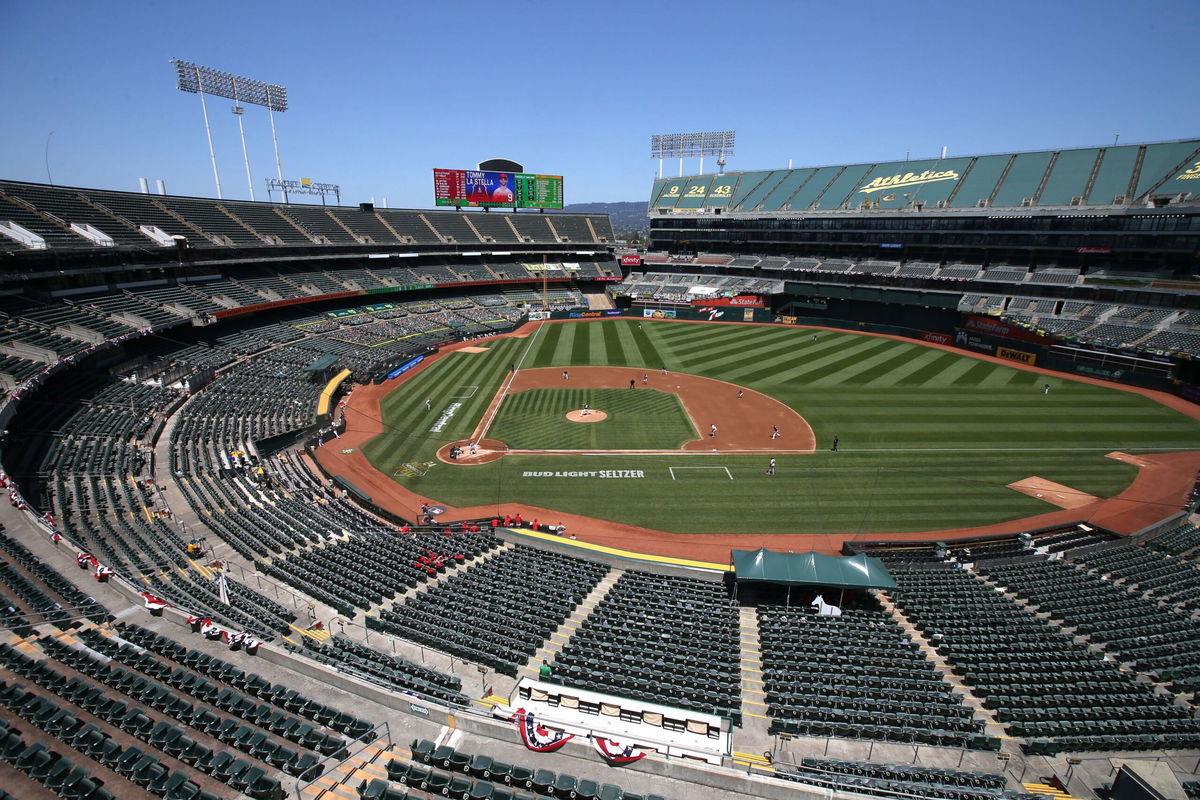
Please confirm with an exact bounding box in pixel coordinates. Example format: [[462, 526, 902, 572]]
[[171, 59, 289, 200], [651, 131, 736, 177]]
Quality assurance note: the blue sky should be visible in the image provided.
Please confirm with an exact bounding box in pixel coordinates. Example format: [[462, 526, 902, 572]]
[[2, 1, 1196, 208]]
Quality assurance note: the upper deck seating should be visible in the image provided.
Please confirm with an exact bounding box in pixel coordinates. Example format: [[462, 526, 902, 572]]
[[278, 205, 359, 243]]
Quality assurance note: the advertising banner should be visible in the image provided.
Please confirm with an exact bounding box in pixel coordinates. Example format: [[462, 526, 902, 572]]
[[964, 314, 1049, 344], [953, 329, 995, 354], [689, 295, 765, 308], [920, 331, 953, 345], [996, 346, 1037, 366], [620, 254, 642, 266]]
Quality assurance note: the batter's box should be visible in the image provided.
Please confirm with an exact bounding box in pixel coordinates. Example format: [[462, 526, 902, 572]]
[[669, 466, 733, 481], [449, 385, 478, 399]]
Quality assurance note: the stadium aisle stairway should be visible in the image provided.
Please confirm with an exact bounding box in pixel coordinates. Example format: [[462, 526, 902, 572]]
[[520, 567, 622, 679], [1024, 781, 1087, 800], [735, 606, 773, 751]]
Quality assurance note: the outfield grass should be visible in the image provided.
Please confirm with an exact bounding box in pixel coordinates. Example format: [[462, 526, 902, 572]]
[[488, 388, 696, 450], [360, 320, 1200, 534]]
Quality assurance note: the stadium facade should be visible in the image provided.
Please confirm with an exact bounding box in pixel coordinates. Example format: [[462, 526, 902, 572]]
[[648, 138, 1200, 272]]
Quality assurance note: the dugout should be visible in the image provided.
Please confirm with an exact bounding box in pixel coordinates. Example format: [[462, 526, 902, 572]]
[[730, 547, 897, 607]]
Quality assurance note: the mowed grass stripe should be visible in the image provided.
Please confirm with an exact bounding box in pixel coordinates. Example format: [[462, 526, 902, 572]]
[[587, 320, 610, 366], [860, 347, 954, 387], [950, 360, 998, 386], [642, 320, 688, 368], [772, 337, 898, 384], [978, 364, 1024, 388], [526, 321, 561, 365], [612, 320, 646, 368], [570, 323, 591, 364], [824, 342, 928, 387], [707, 330, 828, 379], [809, 341, 926, 387], [728, 334, 858, 384], [919, 352, 989, 387], [630, 322, 666, 369], [550, 322, 577, 364], [668, 326, 780, 365]]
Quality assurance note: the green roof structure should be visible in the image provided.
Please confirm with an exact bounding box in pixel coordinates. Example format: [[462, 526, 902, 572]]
[[730, 548, 897, 590]]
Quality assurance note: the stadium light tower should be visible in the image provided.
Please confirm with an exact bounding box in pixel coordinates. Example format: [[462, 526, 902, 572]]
[[650, 131, 736, 178], [171, 59, 288, 200]]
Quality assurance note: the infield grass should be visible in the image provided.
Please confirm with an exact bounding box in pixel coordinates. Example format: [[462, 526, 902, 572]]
[[360, 319, 1200, 534], [488, 388, 696, 450]]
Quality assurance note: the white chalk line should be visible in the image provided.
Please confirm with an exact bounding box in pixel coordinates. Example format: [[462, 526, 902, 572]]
[[476, 323, 545, 441]]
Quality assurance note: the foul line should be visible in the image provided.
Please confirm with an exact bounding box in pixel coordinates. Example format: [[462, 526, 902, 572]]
[[493, 445, 1198, 457], [449, 385, 478, 399], [670, 465, 733, 480], [474, 323, 546, 441]]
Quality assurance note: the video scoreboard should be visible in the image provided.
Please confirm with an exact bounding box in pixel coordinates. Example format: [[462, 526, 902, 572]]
[[433, 168, 564, 209]]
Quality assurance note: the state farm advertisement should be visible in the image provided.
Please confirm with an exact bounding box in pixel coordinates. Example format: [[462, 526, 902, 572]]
[[689, 295, 765, 308], [963, 314, 1049, 345]]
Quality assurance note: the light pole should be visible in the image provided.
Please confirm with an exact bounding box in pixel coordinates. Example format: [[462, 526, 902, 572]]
[[171, 59, 288, 201]]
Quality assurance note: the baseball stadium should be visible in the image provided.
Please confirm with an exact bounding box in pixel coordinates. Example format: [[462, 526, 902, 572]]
[[1, 50, 1200, 800]]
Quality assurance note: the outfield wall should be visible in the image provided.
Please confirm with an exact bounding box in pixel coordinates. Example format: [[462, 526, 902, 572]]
[[553, 306, 775, 323], [775, 294, 1194, 400]]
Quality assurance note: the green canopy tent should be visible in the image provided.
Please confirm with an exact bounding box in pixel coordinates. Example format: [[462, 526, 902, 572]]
[[303, 354, 339, 373], [730, 548, 897, 606]]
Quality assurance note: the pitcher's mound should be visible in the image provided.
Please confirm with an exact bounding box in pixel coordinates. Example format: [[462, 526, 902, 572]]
[[566, 409, 608, 423]]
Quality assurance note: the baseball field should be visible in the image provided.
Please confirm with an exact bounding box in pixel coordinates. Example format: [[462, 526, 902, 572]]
[[354, 319, 1200, 535]]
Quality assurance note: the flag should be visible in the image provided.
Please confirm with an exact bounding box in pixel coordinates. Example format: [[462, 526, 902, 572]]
[[217, 572, 230, 606], [592, 736, 646, 765], [515, 708, 573, 752], [200, 618, 223, 639], [141, 594, 171, 614]]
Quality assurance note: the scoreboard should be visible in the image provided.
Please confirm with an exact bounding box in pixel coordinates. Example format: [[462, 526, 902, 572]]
[[433, 168, 563, 209]]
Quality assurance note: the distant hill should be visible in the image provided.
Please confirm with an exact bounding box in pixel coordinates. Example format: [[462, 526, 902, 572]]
[[560, 201, 648, 239]]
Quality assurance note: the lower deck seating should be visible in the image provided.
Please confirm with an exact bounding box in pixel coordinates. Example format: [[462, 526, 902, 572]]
[[890, 565, 1200, 754], [401, 738, 668, 800], [371, 546, 608, 676], [758, 599, 993, 749]]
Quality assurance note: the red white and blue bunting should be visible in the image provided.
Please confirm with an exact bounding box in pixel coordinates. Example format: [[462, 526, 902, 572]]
[[592, 736, 646, 765], [514, 708, 574, 752]]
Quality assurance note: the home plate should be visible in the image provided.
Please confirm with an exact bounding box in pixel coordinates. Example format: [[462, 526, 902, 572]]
[[1007, 476, 1098, 509]]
